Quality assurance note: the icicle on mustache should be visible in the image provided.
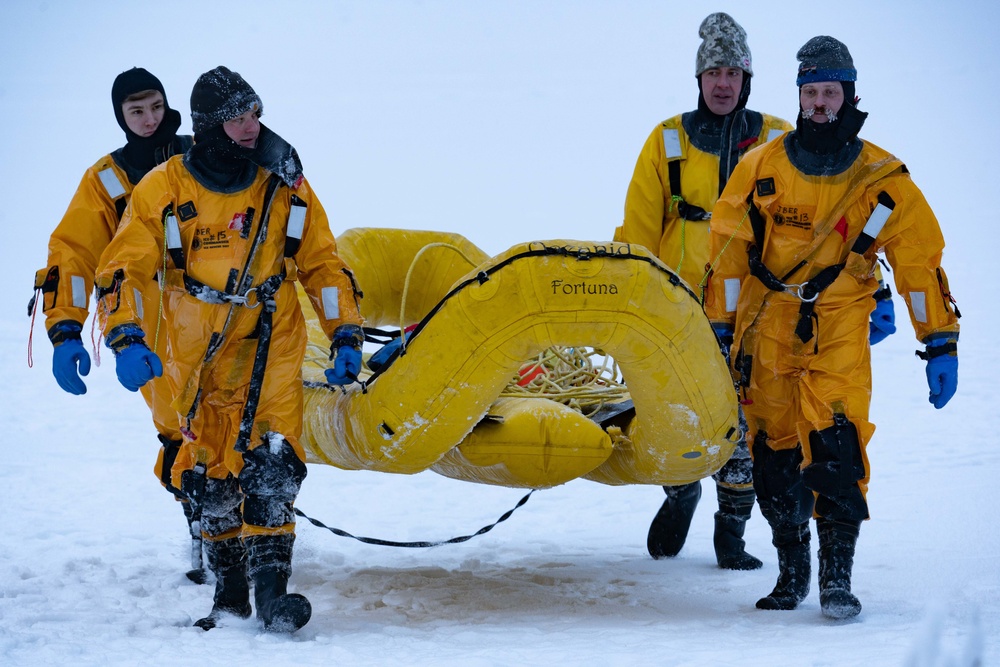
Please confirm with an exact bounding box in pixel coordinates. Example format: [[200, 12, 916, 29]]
[[801, 106, 838, 122]]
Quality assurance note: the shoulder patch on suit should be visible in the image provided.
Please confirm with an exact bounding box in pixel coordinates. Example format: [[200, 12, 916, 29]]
[[178, 201, 197, 221], [756, 177, 776, 197], [662, 128, 682, 159]]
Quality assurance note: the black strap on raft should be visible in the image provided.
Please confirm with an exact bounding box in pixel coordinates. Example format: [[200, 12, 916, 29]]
[[745, 190, 896, 344], [667, 160, 711, 221], [353, 242, 696, 387], [293, 489, 535, 548]]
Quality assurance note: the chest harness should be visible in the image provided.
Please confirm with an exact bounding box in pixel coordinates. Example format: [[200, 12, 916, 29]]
[[663, 124, 785, 288], [163, 174, 303, 453], [744, 188, 896, 345]]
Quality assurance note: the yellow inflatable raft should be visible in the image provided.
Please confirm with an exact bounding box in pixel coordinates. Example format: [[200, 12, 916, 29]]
[[299, 228, 740, 489]]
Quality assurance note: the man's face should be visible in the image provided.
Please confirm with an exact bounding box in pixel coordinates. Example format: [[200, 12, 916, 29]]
[[799, 81, 845, 123], [122, 90, 165, 137], [700, 67, 744, 115], [223, 108, 261, 148]]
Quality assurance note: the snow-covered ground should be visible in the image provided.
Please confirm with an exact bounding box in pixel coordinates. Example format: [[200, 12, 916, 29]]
[[1, 1, 997, 665]]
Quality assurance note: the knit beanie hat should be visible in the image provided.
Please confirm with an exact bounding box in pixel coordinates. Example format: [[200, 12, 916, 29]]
[[796, 36, 856, 86], [190, 66, 262, 134], [112, 67, 169, 135], [695, 12, 753, 76]]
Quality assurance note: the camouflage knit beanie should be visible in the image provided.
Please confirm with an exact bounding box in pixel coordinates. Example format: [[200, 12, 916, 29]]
[[695, 12, 752, 76], [190, 66, 262, 134], [796, 36, 856, 85]]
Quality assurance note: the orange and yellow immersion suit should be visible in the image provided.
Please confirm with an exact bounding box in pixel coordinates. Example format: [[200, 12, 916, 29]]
[[33, 150, 189, 486], [96, 157, 362, 542], [705, 136, 959, 525]]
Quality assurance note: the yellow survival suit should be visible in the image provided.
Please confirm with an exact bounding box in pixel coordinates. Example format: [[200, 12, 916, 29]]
[[613, 20, 794, 567], [32, 68, 195, 542], [616, 112, 791, 294], [96, 159, 362, 540], [705, 137, 960, 521]]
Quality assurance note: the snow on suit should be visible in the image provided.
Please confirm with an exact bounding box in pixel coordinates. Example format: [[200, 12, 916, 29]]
[[96, 156, 362, 541]]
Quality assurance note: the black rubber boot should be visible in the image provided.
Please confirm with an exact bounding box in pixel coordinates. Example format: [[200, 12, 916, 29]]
[[194, 537, 252, 630], [647, 481, 702, 559], [817, 517, 862, 619], [756, 522, 811, 610], [713, 485, 763, 571], [181, 500, 207, 584], [247, 534, 312, 633]]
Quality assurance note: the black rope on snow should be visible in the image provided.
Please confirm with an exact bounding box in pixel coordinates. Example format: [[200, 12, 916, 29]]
[[294, 489, 536, 548]]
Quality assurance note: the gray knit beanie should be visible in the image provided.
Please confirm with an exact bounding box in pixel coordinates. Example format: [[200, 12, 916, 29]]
[[695, 12, 752, 76], [796, 36, 856, 85]]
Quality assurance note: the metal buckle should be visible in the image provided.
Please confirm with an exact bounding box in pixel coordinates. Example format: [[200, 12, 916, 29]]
[[243, 287, 262, 309], [785, 282, 819, 303]]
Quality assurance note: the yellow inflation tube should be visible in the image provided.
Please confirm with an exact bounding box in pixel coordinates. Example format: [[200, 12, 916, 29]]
[[299, 229, 740, 489]]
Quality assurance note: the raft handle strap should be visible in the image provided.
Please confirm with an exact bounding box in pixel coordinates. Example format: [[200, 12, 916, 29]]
[[294, 489, 535, 548]]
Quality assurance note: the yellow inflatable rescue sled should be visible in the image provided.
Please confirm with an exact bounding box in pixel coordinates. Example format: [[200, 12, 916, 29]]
[[298, 228, 740, 489]]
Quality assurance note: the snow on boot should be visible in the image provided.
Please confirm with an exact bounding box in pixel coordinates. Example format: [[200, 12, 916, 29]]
[[181, 500, 207, 584], [647, 481, 702, 559], [194, 537, 251, 630], [247, 534, 311, 633], [817, 517, 862, 620], [713, 485, 763, 571], [756, 522, 811, 610]]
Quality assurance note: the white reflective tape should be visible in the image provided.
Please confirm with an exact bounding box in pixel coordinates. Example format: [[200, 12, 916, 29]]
[[98, 168, 127, 200], [287, 203, 306, 241], [909, 292, 927, 323], [71, 275, 87, 309], [322, 287, 340, 320], [133, 287, 144, 320], [765, 128, 786, 143], [862, 203, 893, 240], [724, 278, 741, 313], [165, 213, 182, 250], [662, 128, 682, 159]]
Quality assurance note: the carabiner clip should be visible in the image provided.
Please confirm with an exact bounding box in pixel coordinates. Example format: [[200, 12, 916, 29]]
[[786, 282, 819, 303]]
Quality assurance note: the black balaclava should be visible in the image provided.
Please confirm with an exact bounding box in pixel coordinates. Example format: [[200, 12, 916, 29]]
[[111, 67, 182, 177], [185, 66, 303, 193]]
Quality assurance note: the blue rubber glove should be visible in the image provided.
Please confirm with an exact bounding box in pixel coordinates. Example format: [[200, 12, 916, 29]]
[[922, 336, 958, 409], [107, 325, 162, 392], [326, 346, 362, 385], [115, 343, 163, 392], [367, 337, 402, 373], [712, 323, 735, 363], [325, 323, 364, 386], [52, 338, 91, 395], [868, 296, 896, 345]]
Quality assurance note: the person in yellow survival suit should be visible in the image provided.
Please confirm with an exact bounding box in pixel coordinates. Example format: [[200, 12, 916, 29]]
[[29, 67, 205, 580], [704, 37, 960, 619], [95, 66, 364, 633], [615, 13, 793, 571]]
